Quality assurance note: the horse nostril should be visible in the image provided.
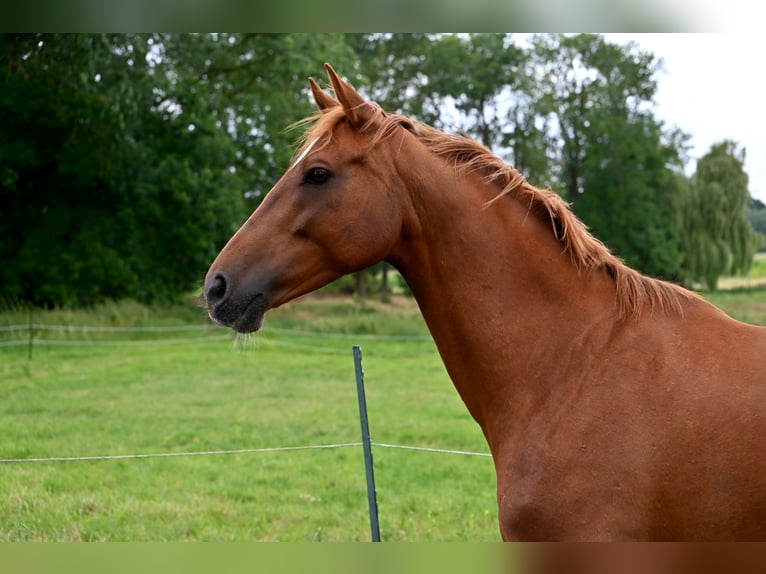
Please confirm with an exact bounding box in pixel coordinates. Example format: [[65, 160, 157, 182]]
[[205, 272, 229, 307]]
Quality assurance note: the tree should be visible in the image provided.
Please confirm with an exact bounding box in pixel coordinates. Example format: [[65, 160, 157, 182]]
[[747, 199, 766, 250], [527, 34, 686, 280], [423, 34, 527, 150], [349, 34, 530, 152], [6, 33, 755, 307], [0, 34, 355, 307], [679, 141, 762, 290], [348, 34, 537, 301], [343, 33, 438, 120], [165, 34, 356, 204]]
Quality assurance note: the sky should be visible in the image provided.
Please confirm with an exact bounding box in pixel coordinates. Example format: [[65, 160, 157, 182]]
[[603, 33, 765, 203]]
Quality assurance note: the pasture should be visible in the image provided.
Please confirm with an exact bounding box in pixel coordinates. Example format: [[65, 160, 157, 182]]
[[1, 285, 765, 542], [0, 296, 496, 541]]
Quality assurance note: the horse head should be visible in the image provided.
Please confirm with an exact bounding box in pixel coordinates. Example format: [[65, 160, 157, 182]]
[[204, 65, 411, 332]]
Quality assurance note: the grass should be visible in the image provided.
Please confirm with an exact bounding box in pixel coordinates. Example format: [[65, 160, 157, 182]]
[[0, 295, 496, 542], [703, 285, 766, 326], [694, 253, 766, 324], [1, 284, 764, 542], [717, 252, 766, 290]]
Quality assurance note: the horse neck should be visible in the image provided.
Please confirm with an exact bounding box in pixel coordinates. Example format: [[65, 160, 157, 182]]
[[387, 155, 615, 441]]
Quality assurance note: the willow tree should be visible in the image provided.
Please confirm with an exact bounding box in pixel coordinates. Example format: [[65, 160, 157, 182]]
[[680, 140, 762, 290]]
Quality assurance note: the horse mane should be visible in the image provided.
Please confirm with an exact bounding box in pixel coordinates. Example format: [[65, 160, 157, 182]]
[[292, 106, 693, 321]]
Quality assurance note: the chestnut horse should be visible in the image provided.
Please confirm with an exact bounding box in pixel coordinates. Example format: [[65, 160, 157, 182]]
[[205, 64, 766, 541]]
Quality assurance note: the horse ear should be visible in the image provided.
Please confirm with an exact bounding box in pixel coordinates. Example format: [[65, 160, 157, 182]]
[[309, 77, 339, 112], [324, 63, 379, 129]]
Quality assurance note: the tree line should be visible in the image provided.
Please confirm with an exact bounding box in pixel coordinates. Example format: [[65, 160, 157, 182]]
[[1, 33, 762, 307]]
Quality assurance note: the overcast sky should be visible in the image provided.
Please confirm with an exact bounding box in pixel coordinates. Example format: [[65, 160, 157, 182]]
[[604, 33, 765, 203]]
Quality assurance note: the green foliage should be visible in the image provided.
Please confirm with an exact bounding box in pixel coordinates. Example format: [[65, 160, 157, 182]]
[[351, 34, 535, 174], [526, 34, 685, 280], [343, 34, 437, 121], [2, 33, 761, 307], [0, 34, 355, 307], [746, 199, 766, 251], [679, 141, 762, 290], [0, 34, 244, 306], [163, 34, 356, 202], [424, 34, 527, 149]]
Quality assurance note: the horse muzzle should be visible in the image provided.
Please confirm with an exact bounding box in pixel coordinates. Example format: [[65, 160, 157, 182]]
[[204, 270, 269, 333]]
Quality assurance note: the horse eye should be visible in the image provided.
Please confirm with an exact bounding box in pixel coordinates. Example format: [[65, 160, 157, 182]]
[[303, 167, 332, 186]]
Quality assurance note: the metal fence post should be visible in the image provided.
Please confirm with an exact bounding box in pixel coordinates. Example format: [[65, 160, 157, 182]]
[[353, 345, 381, 542]]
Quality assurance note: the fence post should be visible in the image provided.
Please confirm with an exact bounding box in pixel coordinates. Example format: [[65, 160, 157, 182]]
[[353, 345, 381, 542]]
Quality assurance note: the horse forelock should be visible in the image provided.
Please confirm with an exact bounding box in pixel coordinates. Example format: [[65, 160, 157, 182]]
[[289, 108, 344, 162], [290, 105, 692, 320], [291, 105, 414, 161]]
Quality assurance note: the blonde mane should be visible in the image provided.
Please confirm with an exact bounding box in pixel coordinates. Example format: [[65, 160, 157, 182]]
[[292, 106, 693, 320]]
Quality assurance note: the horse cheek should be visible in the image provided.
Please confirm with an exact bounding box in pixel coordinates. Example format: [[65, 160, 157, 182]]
[[335, 193, 399, 272]]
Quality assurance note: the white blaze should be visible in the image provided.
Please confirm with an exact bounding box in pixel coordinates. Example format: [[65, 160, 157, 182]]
[[285, 138, 318, 175]]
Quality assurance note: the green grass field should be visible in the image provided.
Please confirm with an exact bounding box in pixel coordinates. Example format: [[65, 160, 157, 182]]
[[0, 296, 496, 541], [1, 284, 765, 542]]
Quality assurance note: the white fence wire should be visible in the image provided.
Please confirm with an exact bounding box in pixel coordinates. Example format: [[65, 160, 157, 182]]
[[0, 322, 432, 350], [0, 442, 491, 464], [0, 321, 490, 464], [0, 323, 431, 339]]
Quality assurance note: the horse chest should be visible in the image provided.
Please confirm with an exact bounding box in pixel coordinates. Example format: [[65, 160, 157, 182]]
[[496, 440, 651, 541]]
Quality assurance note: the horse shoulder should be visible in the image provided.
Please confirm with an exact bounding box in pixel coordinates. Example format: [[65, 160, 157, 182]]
[[496, 297, 766, 541]]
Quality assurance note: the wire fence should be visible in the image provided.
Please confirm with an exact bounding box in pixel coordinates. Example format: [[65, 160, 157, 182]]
[[0, 443, 364, 464], [0, 323, 433, 339], [0, 325, 488, 460], [0, 323, 220, 332], [0, 442, 491, 464], [0, 323, 490, 462], [0, 321, 491, 540], [0, 322, 432, 349], [0, 322, 438, 363]]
